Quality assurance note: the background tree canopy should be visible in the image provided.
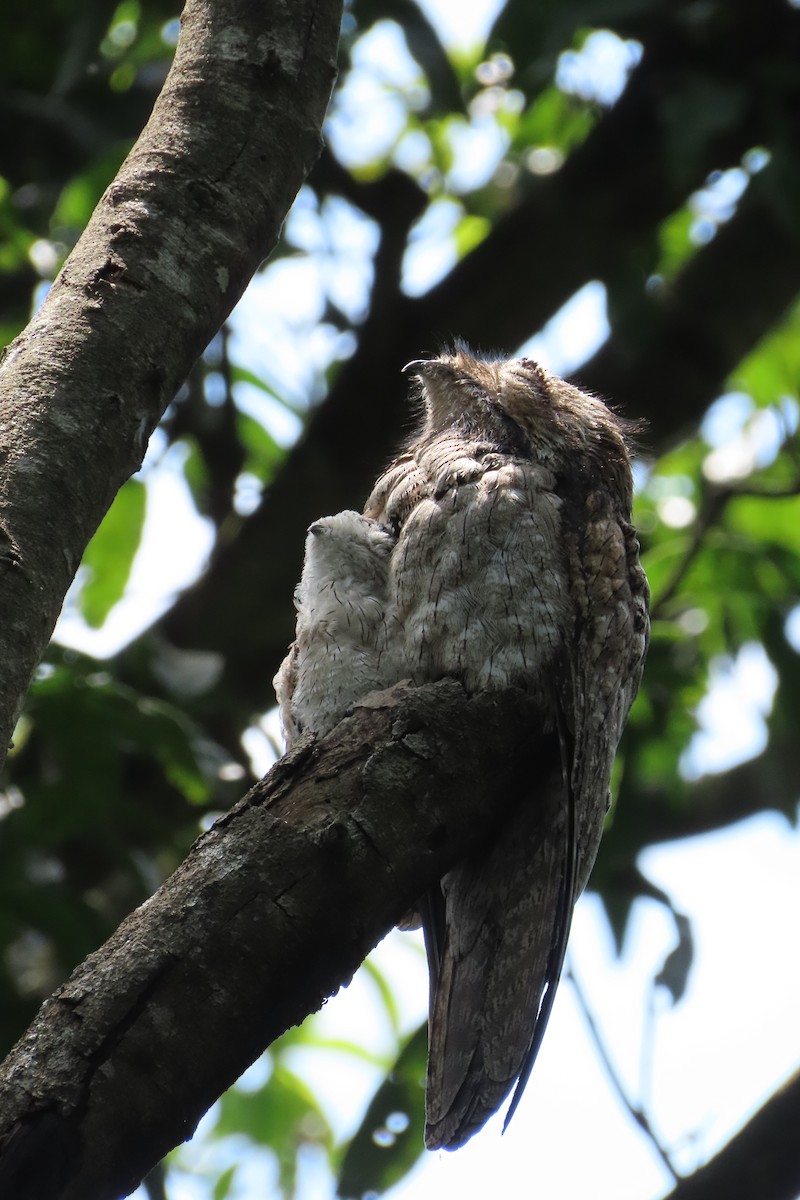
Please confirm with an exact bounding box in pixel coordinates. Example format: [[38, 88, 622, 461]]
[[1, 1, 799, 1198]]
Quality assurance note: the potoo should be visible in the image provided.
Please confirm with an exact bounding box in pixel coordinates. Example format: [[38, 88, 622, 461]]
[[274, 345, 649, 1149]]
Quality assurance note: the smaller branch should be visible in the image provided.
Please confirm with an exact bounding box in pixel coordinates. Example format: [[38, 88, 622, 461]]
[[650, 490, 728, 619], [651, 470, 800, 620], [725, 483, 800, 499], [566, 961, 679, 1182]]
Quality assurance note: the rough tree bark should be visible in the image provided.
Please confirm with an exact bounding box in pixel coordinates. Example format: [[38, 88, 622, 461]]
[[0, 682, 546, 1200], [0, 0, 342, 766]]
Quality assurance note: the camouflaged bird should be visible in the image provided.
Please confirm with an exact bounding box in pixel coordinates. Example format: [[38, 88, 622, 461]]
[[273, 345, 649, 1150]]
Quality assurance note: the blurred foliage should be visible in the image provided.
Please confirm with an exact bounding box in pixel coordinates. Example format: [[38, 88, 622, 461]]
[[79, 478, 147, 627], [1, 0, 799, 1197]]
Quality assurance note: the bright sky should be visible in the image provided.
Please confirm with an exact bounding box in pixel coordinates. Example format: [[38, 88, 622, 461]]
[[48, 3, 800, 1197]]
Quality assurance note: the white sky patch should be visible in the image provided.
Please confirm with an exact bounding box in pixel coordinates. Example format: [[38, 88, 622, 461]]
[[233, 381, 303, 448], [657, 495, 696, 528], [229, 267, 326, 407], [283, 191, 379, 324], [247, 257, 326, 326], [703, 404, 794, 482], [374, 815, 800, 1199], [681, 643, 778, 780], [319, 196, 380, 323], [242, 707, 284, 777], [701, 391, 755, 446], [516, 281, 610, 375], [402, 197, 463, 294], [28, 238, 59, 276], [691, 167, 749, 225], [350, 18, 425, 90], [443, 117, 509, 193], [231, 194, 374, 401], [394, 127, 435, 175], [284, 187, 327, 255], [785, 606, 800, 652], [556, 30, 643, 106], [417, 0, 504, 51], [327, 73, 411, 167], [326, 21, 427, 168], [640, 815, 800, 1171], [283, 931, 430, 1139], [688, 166, 756, 246]]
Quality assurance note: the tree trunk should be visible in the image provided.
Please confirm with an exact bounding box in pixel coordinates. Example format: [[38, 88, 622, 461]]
[[0, 0, 342, 765]]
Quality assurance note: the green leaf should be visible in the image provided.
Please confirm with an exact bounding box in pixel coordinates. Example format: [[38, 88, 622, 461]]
[[214, 1059, 332, 1197], [653, 912, 694, 1005], [729, 298, 800, 406], [726, 494, 800, 556], [179, 436, 210, 510], [337, 1023, 428, 1200], [0, 176, 35, 272], [52, 145, 130, 234], [362, 957, 402, 1036], [230, 364, 287, 404], [78, 479, 146, 628], [453, 212, 490, 258], [212, 1164, 237, 1200], [297, 1034, 388, 1068], [513, 84, 595, 156], [656, 206, 695, 279], [235, 411, 284, 481]]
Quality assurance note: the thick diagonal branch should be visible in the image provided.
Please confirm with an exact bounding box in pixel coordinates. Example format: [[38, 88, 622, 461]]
[[0, 683, 545, 1200]]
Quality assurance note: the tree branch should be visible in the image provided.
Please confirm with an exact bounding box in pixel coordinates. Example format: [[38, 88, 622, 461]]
[[661, 1067, 800, 1200], [566, 962, 679, 1183], [0, 682, 546, 1200], [598, 731, 800, 869], [0, 0, 343, 766]]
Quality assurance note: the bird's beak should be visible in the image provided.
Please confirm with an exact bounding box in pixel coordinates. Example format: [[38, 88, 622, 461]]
[[403, 358, 456, 380], [402, 359, 430, 375]]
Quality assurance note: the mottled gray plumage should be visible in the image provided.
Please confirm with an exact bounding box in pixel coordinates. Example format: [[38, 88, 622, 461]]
[[273, 511, 400, 745], [274, 346, 649, 1150]]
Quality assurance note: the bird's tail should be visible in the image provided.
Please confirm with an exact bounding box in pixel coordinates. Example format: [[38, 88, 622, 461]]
[[423, 750, 575, 1150]]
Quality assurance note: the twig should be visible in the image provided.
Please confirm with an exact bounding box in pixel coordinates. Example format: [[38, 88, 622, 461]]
[[651, 489, 728, 618], [566, 960, 679, 1182], [652, 474, 800, 619]]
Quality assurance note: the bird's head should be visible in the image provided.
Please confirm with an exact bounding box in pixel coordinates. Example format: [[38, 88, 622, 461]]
[[404, 344, 637, 505]]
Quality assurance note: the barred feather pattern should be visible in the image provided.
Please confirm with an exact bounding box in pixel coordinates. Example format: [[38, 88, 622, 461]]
[[274, 346, 649, 1150]]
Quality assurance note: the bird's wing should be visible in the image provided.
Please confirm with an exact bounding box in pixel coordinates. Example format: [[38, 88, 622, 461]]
[[425, 493, 648, 1150], [424, 732, 569, 1150], [566, 498, 650, 894]]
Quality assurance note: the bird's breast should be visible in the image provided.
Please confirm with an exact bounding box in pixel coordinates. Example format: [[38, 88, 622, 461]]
[[373, 446, 574, 699]]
